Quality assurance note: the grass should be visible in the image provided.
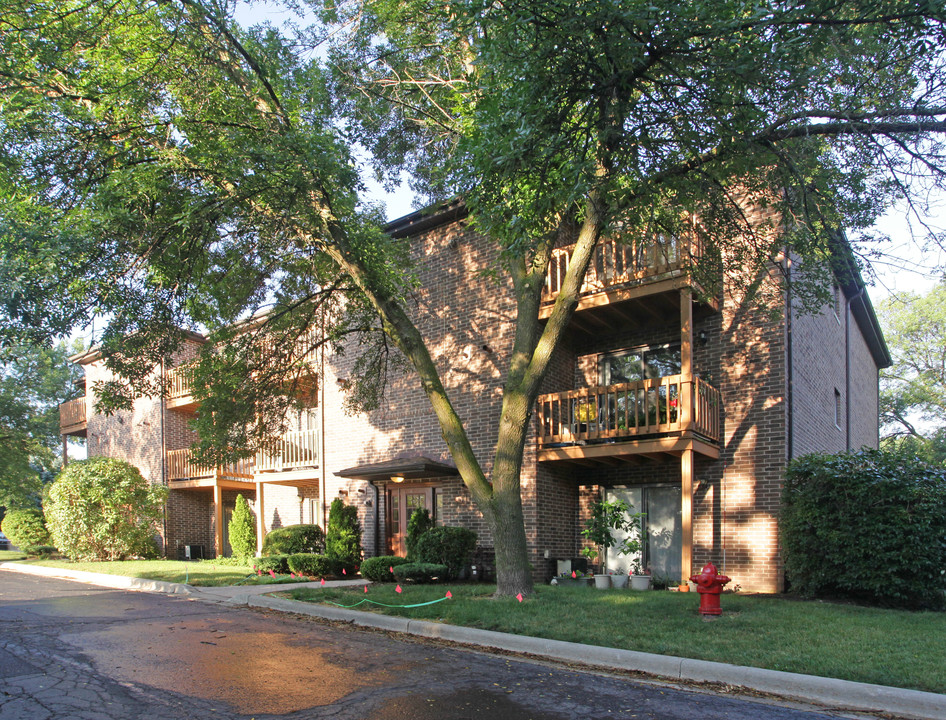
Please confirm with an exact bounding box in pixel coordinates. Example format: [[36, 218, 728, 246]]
[[282, 583, 946, 695], [0, 549, 27, 562], [4, 557, 296, 587]]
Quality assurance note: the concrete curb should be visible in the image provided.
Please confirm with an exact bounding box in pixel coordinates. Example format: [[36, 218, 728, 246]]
[[243, 593, 946, 720], [0, 561, 194, 596], [3, 562, 944, 719]]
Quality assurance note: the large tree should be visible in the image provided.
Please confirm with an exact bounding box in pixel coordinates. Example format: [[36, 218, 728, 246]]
[[2, 0, 946, 593], [879, 280, 946, 461], [0, 341, 82, 509]]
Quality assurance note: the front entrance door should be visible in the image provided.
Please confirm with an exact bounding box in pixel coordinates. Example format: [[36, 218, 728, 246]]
[[387, 485, 433, 556]]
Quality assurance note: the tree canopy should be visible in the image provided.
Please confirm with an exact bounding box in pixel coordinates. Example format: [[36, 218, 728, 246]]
[[0, 341, 83, 509], [879, 280, 946, 462], [2, 0, 946, 592]]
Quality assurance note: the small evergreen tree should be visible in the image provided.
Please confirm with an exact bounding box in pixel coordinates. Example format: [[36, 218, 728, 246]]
[[405, 507, 434, 560], [325, 498, 361, 564], [228, 493, 256, 560]]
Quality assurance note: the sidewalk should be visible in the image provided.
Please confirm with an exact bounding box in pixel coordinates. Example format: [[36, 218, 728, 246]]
[[4, 561, 944, 720]]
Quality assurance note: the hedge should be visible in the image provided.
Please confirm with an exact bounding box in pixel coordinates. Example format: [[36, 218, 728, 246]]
[[261, 524, 325, 556], [392, 562, 449, 583], [782, 448, 946, 609], [1, 508, 50, 548], [414, 526, 477, 579], [360, 555, 411, 582]]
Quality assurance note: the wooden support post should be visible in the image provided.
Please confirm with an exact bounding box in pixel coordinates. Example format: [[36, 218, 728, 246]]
[[213, 474, 223, 559], [62, 436, 68, 467], [680, 289, 693, 429], [681, 448, 694, 584], [255, 481, 265, 556]]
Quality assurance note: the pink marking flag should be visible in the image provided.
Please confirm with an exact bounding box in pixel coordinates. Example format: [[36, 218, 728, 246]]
[[364, 585, 369, 593], [290, 572, 296, 579], [257, 569, 262, 576], [571, 571, 577, 578], [342, 568, 347, 575], [396, 584, 403, 593], [516, 592, 524, 603], [269, 569, 276, 578], [389, 566, 394, 574], [445, 590, 453, 599], [320, 578, 326, 586]]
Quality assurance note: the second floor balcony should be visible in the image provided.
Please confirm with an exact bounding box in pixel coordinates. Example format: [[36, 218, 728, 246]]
[[59, 397, 87, 436], [166, 427, 320, 486], [536, 374, 721, 462]]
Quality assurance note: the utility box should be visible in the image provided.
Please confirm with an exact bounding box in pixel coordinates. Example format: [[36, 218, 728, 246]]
[[184, 544, 204, 560]]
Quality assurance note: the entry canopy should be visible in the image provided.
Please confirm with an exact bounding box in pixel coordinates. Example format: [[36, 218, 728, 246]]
[[335, 456, 460, 481]]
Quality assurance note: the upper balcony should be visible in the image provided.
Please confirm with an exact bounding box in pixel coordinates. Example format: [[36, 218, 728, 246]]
[[167, 427, 320, 488], [536, 374, 721, 464], [165, 363, 198, 411], [59, 397, 87, 437], [540, 233, 717, 334]]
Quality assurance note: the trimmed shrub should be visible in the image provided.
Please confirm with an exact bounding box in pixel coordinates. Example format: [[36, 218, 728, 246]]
[[414, 526, 478, 580], [256, 554, 291, 574], [360, 555, 411, 582], [287, 553, 343, 577], [24, 544, 57, 558], [261, 524, 325, 556], [44, 458, 167, 561], [1, 508, 50, 548], [325, 498, 361, 564], [228, 494, 256, 560], [392, 562, 449, 583], [782, 448, 946, 609], [405, 507, 434, 560]]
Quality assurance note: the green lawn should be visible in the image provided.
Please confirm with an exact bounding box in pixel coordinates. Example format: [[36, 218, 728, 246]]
[[0, 550, 27, 562], [284, 583, 946, 695], [5, 557, 292, 587]]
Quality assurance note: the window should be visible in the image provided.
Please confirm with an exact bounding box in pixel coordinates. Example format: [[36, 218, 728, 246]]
[[599, 344, 681, 385], [834, 388, 842, 429], [833, 284, 842, 323]]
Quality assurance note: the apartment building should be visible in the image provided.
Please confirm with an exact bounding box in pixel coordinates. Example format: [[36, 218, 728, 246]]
[[60, 201, 890, 591]]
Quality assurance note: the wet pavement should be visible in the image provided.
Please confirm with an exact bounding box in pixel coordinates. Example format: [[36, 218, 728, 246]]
[[0, 571, 856, 720]]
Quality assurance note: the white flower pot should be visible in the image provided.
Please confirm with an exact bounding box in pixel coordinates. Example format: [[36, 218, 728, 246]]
[[610, 574, 629, 589], [630, 575, 652, 591], [594, 574, 611, 589]]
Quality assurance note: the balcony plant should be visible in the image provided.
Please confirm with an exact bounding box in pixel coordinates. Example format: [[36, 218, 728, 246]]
[[582, 499, 644, 589]]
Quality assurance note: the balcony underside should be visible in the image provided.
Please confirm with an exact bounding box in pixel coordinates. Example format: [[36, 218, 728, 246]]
[[168, 476, 256, 491], [540, 275, 718, 337], [537, 432, 719, 466], [61, 423, 87, 437], [166, 395, 199, 412]]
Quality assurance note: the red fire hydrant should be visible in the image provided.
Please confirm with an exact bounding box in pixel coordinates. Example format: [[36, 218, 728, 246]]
[[689, 562, 731, 616]]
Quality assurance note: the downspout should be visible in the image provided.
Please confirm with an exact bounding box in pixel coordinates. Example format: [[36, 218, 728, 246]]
[[160, 358, 169, 557], [367, 479, 381, 556], [845, 286, 868, 451], [319, 308, 328, 530], [785, 253, 794, 461]]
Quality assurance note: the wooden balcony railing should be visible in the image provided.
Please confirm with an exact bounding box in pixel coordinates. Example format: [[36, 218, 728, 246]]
[[256, 428, 319, 472], [59, 397, 87, 432], [536, 374, 720, 446], [165, 363, 195, 401], [543, 232, 700, 304], [166, 448, 255, 482]]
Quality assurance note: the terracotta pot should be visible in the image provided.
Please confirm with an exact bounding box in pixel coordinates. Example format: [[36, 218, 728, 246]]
[[678, 583, 690, 592]]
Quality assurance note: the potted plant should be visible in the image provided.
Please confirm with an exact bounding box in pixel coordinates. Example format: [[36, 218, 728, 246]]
[[582, 499, 644, 590], [629, 560, 652, 590], [609, 569, 629, 589]]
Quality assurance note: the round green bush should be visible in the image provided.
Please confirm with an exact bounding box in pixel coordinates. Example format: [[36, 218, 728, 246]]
[[782, 448, 946, 609], [1, 508, 50, 548], [256, 554, 291, 574], [414, 526, 477, 580], [392, 562, 449, 583], [406, 508, 433, 560], [360, 555, 411, 582], [287, 553, 344, 577], [44, 458, 167, 561], [23, 544, 57, 558], [261, 524, 325, 556]]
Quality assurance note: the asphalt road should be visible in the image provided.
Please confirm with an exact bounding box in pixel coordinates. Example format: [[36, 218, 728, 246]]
[[0, 572, 852, 720]]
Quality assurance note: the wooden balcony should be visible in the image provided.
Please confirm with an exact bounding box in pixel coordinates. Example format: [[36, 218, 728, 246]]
[[165, 363, 197, 411], [59, 397, 87, 437], [540, 233, 716, 333], [255, 428, 320, 485], [166, 448, 255, 489], [536, 375, 721, 464]]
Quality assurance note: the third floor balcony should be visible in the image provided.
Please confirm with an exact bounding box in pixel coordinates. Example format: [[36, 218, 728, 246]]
[[540, 233, 717, 334]]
